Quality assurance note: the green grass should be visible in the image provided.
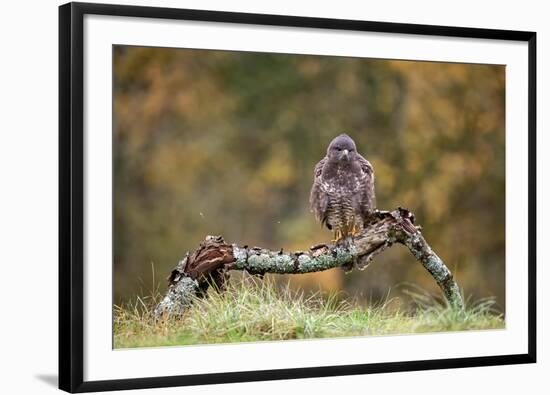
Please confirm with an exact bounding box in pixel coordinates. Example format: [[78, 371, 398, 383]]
[[114, 278, 504, 349]]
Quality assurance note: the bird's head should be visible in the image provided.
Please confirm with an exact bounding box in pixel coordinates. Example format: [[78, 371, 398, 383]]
[[327, 133, 357, 163]]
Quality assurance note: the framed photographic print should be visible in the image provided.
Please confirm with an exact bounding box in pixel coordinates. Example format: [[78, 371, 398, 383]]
[[59, 2, 536, 393]]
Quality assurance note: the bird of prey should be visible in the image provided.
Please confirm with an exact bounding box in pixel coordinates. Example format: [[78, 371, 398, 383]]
[[309, 133, 376, 248]]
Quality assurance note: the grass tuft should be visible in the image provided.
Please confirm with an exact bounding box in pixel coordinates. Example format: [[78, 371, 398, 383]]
[[114, 277, 504, 349]]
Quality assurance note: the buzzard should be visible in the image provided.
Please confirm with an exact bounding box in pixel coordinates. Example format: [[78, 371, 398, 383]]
[[309, 133, 376, 259]]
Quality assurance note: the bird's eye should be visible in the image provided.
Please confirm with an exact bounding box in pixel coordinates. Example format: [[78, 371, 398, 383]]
[[335, 147, 341, 151]]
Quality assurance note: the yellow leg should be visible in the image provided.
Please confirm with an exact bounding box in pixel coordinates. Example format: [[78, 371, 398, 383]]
[[350, 222, 360, 237], [332, 229, 342, 243]]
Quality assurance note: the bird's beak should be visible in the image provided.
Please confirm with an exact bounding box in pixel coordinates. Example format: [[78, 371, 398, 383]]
[[340, 149, 349, 160]]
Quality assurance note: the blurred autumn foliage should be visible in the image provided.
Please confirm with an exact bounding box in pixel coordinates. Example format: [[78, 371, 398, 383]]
[[113, 46, 505, 311]]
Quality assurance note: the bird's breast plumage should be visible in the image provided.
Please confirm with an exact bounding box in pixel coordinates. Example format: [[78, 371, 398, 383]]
[[310, 141, 376, 241], [319, 165, 365, 234]]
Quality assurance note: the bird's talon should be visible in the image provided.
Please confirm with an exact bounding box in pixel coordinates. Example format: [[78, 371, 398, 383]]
[[332, 230, 343, 243]]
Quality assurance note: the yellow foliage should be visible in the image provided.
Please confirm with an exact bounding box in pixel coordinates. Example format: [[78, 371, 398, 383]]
[[113, 46, 505, 310]]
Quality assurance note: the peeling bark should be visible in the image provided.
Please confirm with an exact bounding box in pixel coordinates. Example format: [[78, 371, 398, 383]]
[[154, 207, 463, 316]]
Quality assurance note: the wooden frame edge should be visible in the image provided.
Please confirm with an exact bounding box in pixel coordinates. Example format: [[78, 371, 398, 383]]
[[58, 2, 537, 392]]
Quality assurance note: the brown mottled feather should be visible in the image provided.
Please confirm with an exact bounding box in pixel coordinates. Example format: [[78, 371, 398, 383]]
[[310, 140, 376, 243]]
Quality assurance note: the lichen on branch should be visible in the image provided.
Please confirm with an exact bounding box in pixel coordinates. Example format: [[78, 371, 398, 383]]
[[154, 207, 464, 317]]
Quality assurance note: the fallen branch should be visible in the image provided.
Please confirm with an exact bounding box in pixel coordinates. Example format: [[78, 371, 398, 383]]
[[154, 207, 463, 316]]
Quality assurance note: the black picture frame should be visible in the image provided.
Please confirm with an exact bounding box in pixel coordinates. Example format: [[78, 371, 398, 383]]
[[59, 2, 537, 393]]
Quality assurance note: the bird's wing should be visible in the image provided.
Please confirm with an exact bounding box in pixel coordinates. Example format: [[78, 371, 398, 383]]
[[309, 157, 331, 228], [357, 154, 376, 213]]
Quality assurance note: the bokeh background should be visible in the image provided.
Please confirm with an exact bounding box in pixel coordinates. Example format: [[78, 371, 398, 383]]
[[113, 45, 505, 311]]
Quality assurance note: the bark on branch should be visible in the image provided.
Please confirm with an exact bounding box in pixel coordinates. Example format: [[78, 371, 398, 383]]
[[154, 207, 463, 316]]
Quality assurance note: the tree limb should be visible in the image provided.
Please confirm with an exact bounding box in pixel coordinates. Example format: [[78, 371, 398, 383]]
[[154, 207, 463, 316]]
